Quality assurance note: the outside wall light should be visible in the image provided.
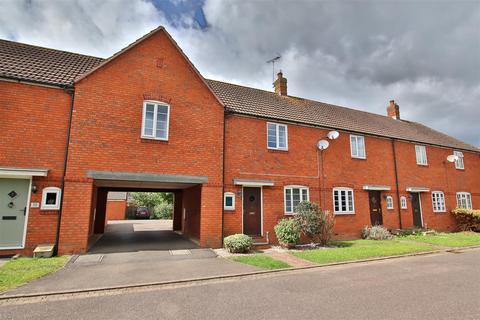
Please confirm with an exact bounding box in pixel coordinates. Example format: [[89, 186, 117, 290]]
[[31, 184, 37, 193]]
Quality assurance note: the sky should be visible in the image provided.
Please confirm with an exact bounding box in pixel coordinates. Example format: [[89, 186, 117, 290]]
[[1, 0, 479, 146]]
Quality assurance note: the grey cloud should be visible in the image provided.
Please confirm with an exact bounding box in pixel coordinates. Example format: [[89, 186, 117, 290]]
[[0, 0, 478, 146]]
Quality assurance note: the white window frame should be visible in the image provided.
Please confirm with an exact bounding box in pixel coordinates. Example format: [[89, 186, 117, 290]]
[[431, 191, 446, 213], [41, 187, 61, 210], [141, 100, 170, 141], [333, 187, 355, 215], [267, 122, 288, 151], [454, 151, 464, 170], [415, 145, 428, 165], [350, 134, 366, 159], [386, 196, 394, 209], [284, 185, 309, 215], [456, 192, 472, 209], [224, 192, 235, 211], [400, 196, 407, 209]]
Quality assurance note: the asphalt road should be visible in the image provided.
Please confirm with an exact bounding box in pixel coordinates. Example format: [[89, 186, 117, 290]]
[[2, 249, 480, 320]]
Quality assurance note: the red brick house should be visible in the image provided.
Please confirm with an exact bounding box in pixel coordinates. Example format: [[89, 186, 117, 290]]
[[0, 27, 478, 255]]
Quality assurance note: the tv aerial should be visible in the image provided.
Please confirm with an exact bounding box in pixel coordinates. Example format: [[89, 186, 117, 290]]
[[266, 55, 281, 82]]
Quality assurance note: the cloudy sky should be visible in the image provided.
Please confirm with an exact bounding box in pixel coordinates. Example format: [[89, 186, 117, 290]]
[[1, 0, 479, 146]]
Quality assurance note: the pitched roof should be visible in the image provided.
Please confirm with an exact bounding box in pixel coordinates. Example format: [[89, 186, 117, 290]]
[[207, 79, 479, 152], [0, 35, 476, 152], [0, 39, 103, 87]]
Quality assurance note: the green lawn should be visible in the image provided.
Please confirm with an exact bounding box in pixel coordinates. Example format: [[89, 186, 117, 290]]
[[292, 239, 433, 264], [400, 232, 480, 247], [231, 255, 291, 269], [0, 256, 70, 292]]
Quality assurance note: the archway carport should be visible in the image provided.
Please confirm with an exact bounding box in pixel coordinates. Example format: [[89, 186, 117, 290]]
[[86, 171, 207, 253]]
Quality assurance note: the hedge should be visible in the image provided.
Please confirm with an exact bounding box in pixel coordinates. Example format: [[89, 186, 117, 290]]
[[451, 208, 480, 231]]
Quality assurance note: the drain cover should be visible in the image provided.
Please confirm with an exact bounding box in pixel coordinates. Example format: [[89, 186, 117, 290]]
[[169, 249, 191, 256], [74, 254, 105, 264]]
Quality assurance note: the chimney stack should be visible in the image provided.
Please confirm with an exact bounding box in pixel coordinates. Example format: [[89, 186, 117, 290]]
[[273, 71, 287, 96], [387, 100, 400, 119]]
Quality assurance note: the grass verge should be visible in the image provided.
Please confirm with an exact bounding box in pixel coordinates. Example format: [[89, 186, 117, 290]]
[[292, 239, 433, 264], [231, 255, 291, 269], [0, 256, 70, 292], [400, 232, 480, 247]]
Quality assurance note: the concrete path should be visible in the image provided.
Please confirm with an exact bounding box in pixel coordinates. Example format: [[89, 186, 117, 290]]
[[266, 251, 315, 267], [2, 248, 479, 319]]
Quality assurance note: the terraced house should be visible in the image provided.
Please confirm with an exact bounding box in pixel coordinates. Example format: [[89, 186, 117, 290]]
[[0, 27, 478, 256]]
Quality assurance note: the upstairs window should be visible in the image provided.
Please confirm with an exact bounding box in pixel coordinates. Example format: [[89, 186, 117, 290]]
[[400, 196, 407, 209], [386, 196, 394, 209], [350, 135, 366, 159], [415, 145, 428, 165], [41, 187, 61, 210], [454, 151, 464, 169], [142, 101, 170, 140], [456, 192, 472, 209], [267, 122, 288, 150], [284, 186, 309, 214], [333, 187, 355, 214], [431, 191, 446, 212]]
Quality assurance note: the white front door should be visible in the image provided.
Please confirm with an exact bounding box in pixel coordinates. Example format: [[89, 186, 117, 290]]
[[0, 178, 30, 248]]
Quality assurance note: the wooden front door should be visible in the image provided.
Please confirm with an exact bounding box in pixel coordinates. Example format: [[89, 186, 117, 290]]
[[411, 193, 423, 228], [243, 187, 261, 236], [368, 191, 383, 225]]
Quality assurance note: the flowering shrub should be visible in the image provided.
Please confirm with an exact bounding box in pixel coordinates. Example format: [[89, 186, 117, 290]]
[[361, 225, 393, 240], [274, 218, 301, 247], [451, 208, 480, 231], [294, 201, 335, 245], [224, 234, 253, 253]]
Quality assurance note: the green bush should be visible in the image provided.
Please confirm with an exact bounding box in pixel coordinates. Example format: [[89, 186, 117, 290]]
[[224, 234, 253, 253], [451, 208, 480, 231], [294, 201, 335, 245], [274, 218, 301, 247], [152, 203, 173, 220], [361, 225, 393, 240]]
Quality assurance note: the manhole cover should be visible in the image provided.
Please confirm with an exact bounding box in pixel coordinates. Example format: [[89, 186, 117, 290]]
[[169, 250, 191, 256]]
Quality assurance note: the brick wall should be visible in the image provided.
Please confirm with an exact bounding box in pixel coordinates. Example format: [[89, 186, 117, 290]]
[[58, 29, 224, 253], [105, 200, 127, 223], [224, 114, 480, 243], [0, 81, 71, 255]]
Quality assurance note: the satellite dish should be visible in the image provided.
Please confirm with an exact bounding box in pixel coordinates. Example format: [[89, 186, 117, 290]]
[[447, 154, 458, 163], [317, 140, 330, 150], [327, 130, 340, 140]]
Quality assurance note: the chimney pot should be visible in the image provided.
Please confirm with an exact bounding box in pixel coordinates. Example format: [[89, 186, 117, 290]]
[[387, 99, 400, 119], [273, 70, 287, 96]]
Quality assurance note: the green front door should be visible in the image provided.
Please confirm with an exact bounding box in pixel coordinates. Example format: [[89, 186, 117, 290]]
[[0, 178, 30, 248]]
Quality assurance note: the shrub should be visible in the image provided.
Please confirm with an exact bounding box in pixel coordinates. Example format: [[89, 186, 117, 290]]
[[152, 203, 173, 219], [294, 201, 335, 245], [362, 225, 393, 240], [451, 208, 480, 231], [224, 234, 253, 253], [274, 218, 301, 247]]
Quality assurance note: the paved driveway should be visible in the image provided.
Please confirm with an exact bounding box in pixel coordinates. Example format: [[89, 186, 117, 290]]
[[1, 220, 258, 296]]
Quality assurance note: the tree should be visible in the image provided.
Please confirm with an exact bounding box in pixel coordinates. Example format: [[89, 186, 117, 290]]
[[130, 192, 172, 208]]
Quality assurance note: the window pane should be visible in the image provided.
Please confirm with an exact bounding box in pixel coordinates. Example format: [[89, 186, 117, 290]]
[[285, 189, 292, 212], [278, 125, 286, 148], [341, 190, 347, 211], [144, 104, 154, 136], [292, 188, 301, 210], [225, 196, 233, 207], [350, 136, 357, 157], [155, 105, 168, 139], [347, 191, 353, 211], [334, 191, 339, 211], [357, 136, 365, 158], [301, 189, 308, 202], [45, 192, 57, 205], [267, 124, 277, 148]]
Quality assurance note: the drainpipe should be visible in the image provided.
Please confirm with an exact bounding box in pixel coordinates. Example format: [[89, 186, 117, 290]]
[[221, 110, 230, 246], [391, 139, 403, 229], [53, 85, 75, 256]]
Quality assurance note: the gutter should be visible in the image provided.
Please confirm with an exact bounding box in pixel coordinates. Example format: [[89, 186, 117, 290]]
[[391, 139, 403, 229], [53, 85, 75, 256]]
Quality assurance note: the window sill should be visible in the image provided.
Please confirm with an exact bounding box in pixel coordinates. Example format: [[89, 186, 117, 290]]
[[141, 138, 169, 144], [416, 163, 429, 167], [351, 156, 366, 160], [224, 208, 235, 212], [40, 208, 60, 212], [334, 212, 355, 216], [267, 148, 288, 153], [284, 213, 295, 216], [434, 211, 447, 214]]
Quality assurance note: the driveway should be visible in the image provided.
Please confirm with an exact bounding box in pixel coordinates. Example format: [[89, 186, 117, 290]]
[[1, 220, 258, 296]]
